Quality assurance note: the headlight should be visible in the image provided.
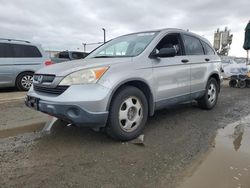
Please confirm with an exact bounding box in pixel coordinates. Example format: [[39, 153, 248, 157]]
[[59, 67, 108, 85]]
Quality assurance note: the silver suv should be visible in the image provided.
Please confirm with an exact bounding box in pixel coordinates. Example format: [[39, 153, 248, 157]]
[[25, 28, 223, 140], [0, 39, 52, 91]]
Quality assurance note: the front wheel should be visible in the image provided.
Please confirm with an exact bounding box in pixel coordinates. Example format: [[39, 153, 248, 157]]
[[16, 72, 34, 91], [197, 78, 219, 110], [106, 86, 148, 141]]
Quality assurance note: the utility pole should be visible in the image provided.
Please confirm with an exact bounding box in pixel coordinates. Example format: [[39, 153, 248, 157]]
[[82, 28, 106, 52], [82, 43, 87, 52], [102, 28, 106, 43], [82, 42, 103, 52]]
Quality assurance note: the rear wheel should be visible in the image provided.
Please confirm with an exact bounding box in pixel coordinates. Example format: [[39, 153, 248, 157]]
[[106, 86, 148, 141], [229, 79, 237, 88], [238, 80, 246, 88], [16, 72, 34, 91], [198, 78, 219, 110], [246, 80, 250, 88]]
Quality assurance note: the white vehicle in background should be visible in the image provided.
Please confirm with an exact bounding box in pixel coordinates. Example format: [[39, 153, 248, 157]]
[[0, 39, 53, 91], [221, 59, 249, 78]]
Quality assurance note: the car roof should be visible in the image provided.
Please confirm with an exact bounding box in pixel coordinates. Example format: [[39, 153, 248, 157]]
[[0, 38, 40, 46], [121, 28, 212, 45]]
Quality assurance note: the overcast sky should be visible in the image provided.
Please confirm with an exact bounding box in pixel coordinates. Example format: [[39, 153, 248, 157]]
[[0, 0, 249, 57]]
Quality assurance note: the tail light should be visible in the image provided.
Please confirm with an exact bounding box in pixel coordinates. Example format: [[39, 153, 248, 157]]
[[44, 60, 54, 66]]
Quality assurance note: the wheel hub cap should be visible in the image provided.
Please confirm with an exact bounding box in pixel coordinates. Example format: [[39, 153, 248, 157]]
[[119, 97, 143, 132], [127, 107, 137, 121], [208, 83, 216, 104], [21, 75, 33, 89]]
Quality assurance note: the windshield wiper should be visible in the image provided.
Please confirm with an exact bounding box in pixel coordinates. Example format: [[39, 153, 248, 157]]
[[93, 55, 132, 58], [93, 55, 112, 58]]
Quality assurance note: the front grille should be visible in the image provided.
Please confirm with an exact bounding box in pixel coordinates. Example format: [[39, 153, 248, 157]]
[[34, 85, 69, 95], [33, 74, 55, 84]]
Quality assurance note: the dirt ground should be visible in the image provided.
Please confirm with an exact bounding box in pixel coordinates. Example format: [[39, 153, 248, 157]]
[[0, 89, 47, 131], [0, 85, 249, 188]]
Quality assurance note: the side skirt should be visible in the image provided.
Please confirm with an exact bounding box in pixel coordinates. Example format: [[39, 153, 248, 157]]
[[154, 90, 205, 110]]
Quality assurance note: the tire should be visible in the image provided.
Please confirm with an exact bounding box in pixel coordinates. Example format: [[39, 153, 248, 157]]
[[246, 80, 250, 88], [238, 80, 246, 88], [229, 79, 237, 88], [16, 72, 34, 91], [106, 86, 148, 141], [198, 78, 219, 110]]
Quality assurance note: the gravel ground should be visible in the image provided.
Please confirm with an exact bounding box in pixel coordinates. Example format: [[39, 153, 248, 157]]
[[0, 85, 249, 188]]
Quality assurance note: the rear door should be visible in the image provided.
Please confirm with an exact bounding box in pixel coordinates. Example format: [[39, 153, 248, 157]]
[[12, 43, 45, 74], [181, 34, 208, 98], [0, 43, 15, 87], [151, 33, 191, 109]]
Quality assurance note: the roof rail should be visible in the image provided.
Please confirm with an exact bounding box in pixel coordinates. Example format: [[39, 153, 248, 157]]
[[0, 38, 30, 43]]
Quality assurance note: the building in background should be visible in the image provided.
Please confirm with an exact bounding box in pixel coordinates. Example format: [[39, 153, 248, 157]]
[[214, 27, 233, 56]]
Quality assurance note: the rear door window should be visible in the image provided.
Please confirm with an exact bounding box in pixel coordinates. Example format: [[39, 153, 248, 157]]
[[12, 44, 42, 58], [0, 43, 13, 58], [182, 35, 204, 55], [201, 41, 215, 55]]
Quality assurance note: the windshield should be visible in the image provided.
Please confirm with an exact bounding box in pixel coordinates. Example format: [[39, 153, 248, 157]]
[[88, 32, 159, 58]]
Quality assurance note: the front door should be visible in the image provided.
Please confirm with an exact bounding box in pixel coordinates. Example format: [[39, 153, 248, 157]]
[[151, 33, 191, 109]]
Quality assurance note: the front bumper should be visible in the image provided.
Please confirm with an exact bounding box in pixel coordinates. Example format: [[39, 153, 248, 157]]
[[25, 84, 111, 127], [25, 97, 109, 127]]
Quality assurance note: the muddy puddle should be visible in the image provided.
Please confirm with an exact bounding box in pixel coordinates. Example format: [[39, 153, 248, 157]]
[[179, 115, 250, 188]]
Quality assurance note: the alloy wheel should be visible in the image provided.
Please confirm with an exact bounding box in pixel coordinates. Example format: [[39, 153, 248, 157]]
[[21, 75, 33, 90]]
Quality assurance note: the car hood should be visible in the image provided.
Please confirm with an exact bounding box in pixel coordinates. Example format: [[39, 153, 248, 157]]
[[36, 57, 132, 77]]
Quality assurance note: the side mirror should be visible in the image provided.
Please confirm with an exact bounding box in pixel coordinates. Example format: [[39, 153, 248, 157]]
[[150, 47, 176, 58]]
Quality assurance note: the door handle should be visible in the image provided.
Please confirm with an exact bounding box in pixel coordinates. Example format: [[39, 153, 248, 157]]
[[181, 59, 189, 63], [205, 58, 210, 62]]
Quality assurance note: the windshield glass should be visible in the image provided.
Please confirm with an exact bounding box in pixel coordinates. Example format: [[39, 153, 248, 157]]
[[88, 32, 159, 58]]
